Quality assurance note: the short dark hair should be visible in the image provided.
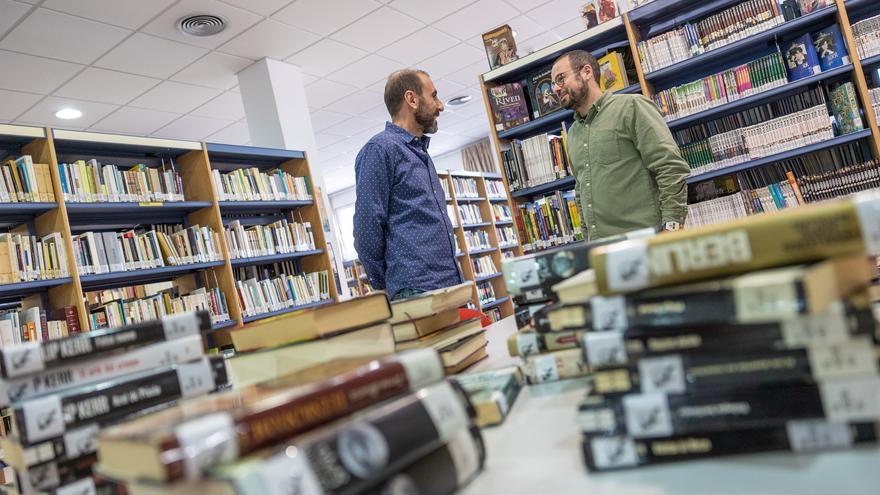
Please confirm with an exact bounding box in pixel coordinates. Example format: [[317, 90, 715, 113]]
[[384, 69, 429, 118], [556, 50, 600, 84]]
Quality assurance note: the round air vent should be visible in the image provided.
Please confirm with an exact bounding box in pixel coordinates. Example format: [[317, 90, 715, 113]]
[[178, 14, 227, 37], [446, 95, 473, 106]]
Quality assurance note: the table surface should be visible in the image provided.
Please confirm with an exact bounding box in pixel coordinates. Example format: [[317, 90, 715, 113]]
[[460, 317, 880, 495]]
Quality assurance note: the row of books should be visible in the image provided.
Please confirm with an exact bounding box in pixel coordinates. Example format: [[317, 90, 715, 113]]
[[211, 167, 312, 202], [637, 0, 784, 73], [485, 179, 507, 199], [0, 155, 55, 203], [497, 225, 518, 247], [464, 229, 491, 251], [234, 265, 330, 318], [870, 87, 880, 121], [439, 175, 451, 198], [517, 190, 584, 252], [224, 218, 315, 259], [59, 159, 185, 203], [451, 176, 480, 198], [0, 305, 75, 346], [459, 203, 485, 225], [502, 126, 572, 191], [71, 224, 222, 275], [89, 284, 230, 330], [477, 280, 497, 305], [851, 13, 880, 60], [447, 204, 458, 227], [493, 203, 513, 221], [473, 255, 498, 277], [0, 232, 69, 283]]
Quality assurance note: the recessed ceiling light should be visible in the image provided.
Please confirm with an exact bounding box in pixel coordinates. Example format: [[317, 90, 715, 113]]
[[55, 108, 82, 120], [446, 95, 472, 106]]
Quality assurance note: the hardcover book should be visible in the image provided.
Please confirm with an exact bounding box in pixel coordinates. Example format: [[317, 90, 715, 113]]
[[830, 82, 865, 135], [580, 2, 599, 29], [812, 24, 849, 71], [783, 33, 822, 81], [455, 366, 524, 427], [797, 0, 831, 14], [598, 51, 627, 92], [597, 0, 618, 22], [487, 83, 531, 132], [526, 64, 563, 119], [482, 24, 519, 70], [390, 282, 474, 323]]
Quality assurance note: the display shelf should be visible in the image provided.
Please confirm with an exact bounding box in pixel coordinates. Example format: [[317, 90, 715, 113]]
[[457, 252, 466, 257], [510, 176, 576, 199], [0, 277, 73, 298], [500, 243, 519, 250], [475, 272, 503, 283], [64, 201, 213, 215], [494, 220, 514, 226], [79, 261, 225, 289], [468, 247, 497, 256], [861, 53, 880, 67], [488, 196, 509, 202], [0, 202, 58, 216], [241, 298, 334, 324], [230, 249, 324, 267], [686, 130, 874, 184], [456, 196, 486, 203], [628, 0, 740, 28], [217, 200, 314, 212], [210, 319, 238, 332], [51, 129, 201, 157], [462, 222, 493, 229], [480, 296, 509, 310]]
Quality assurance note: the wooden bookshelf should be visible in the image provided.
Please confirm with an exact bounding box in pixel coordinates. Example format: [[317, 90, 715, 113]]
[[0, 125, 338, 349], [343, 259, 373, 297]]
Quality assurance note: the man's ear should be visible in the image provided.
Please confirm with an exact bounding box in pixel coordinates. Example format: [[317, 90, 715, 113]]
[[404, 89, 418, 111]]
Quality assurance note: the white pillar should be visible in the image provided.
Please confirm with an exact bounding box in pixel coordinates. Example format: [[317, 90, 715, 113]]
[[237, 58, 349, 297]]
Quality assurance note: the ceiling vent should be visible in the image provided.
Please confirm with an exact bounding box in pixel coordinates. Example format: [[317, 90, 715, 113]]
[[178, 14, 227, 37]]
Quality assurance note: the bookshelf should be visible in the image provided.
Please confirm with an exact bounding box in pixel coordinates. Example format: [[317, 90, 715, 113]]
[[343, 258, 373, 297], [480, 0, 880, 250], [0, 124, 338, 349]]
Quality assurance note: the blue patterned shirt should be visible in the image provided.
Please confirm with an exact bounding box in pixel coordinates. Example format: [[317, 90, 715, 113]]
[[353, 122, 463, 299]]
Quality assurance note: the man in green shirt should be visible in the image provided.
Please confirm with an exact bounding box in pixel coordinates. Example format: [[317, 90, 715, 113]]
[[551, 49, 689, 240]]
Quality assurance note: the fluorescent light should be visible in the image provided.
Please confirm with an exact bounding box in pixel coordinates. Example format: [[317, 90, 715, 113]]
[[55, 108, 82, 119]]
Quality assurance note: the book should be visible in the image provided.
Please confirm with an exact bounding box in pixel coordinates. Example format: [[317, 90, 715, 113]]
[[455, 366, 524, 427], [211, 168, 311, 202], [525, 65, 563, 119], [830, 82, 865, 135], [580, 2, 599, 29], [487, 83, 530, 132], [797, 0, 832, 14], [390, 282, 473, 324], [522, 348, 590, 384], [445, 343, 489, 374], [96, 349, 445, 482], [439, 331, 488, 371], [0, 156, 55, 203], [395, 318, 484, 352], [507, 328, 582, 357], [783, 33, 822, 81], [50, 306, 81, 336], [812, 24, 849, 71], [392, 306, 461, 342], [552, 269, 599, 304], [597, 0, 618, 22], [590, 191, 880, 295], [597, 51, 627, 92], [18, 453, 97, 492], [482, 24, 519, 70], [59, 159, 185, 203]]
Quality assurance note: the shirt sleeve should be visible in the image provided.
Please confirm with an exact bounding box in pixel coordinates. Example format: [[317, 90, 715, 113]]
[[353, 143, 391, 290], [629, 95, 690, 224]]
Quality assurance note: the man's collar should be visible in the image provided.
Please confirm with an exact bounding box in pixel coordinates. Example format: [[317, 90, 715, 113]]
[[574, 91, 610, 125], [386, 122, 431, 150]]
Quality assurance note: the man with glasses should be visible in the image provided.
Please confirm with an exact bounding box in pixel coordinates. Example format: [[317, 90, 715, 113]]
[[551, 50, 689, 240]]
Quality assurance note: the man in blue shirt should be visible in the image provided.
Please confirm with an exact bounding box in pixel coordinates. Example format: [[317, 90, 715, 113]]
[[353, 69, 463, 300]]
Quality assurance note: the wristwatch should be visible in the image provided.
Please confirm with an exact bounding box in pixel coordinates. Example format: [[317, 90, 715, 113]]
[[661, 221, 682, 232]]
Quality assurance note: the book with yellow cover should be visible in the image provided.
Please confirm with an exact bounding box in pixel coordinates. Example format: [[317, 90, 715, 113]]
[[598, 51, 627, 92]]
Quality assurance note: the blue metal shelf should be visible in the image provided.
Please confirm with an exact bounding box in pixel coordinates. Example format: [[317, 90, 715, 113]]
[[500, 244, 519, 250], [480, 296, 509, 310], [468, 247, 497, 256], [0, 202, 57, 216], [230, 249, 324, 267], [667, 65, 854, 129], [475, 272, 503, 283], [206, 143, 305, 169], [65, 201, 212, 214], [456, 252, 465, 257], [861, 53, 880, 67], [686, 130, 873, 184], [0, 277, 72, 298], [242, 298, 334, 324], [456, 196, 486, 203], [211, 319, 238, 332], [511, 176, 576, 199], [494, 220, 513, 226], [79, 261, 225, 288], [218, 200, 313, 212], [487, 196, 509, 202], [461, 222, 493, 229]]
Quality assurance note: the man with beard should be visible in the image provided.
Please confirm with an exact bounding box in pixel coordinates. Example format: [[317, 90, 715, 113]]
[[551, 50, 689, 240], [353, 69, 463, 300]]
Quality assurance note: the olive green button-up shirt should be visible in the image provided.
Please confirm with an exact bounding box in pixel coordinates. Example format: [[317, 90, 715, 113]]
[[567, 92, 689, 240]]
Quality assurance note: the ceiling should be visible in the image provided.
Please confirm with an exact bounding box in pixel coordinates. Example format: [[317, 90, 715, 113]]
[[0, 0, 588, 191]]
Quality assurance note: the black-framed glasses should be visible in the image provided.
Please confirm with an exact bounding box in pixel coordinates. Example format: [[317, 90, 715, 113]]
[[551, 66, 585, 88]]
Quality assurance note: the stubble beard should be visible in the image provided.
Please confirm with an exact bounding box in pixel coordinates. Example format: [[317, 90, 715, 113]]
[[560, 79, 589, 111], [415, 103, 439, 134]]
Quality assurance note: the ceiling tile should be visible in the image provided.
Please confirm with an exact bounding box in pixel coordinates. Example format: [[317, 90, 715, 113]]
[[130, 81, 223, 114], [0, 50, 82, 94], [504, 0, 553, 12], [220, 0, 293, 16], [525, 0, 585, 31], [55, 68, 160, 105], [378, 27, 459, 66], [207, 119, 250, 144], [171, 52, 253, 89], [19, 96, 118, 129], [286, 39, 368, 78], [553, 16, 586, 39], [416, 43, 484, 79], [91, 106, 181, 135], [304, 79, 359, 109], [507, 14, 547, 42], [518, 31, 562, 56], [142, 0, 262, 49], [311, 109, 354, 132], [0, 89, 42, 121], [434, 78, 467, 101], [218, 19, 320, 60], [300, 73, 320, 86], [273, 0, 381, 36], [330, 7, 423, 53], [445, 61, 487, 87], [358, 102, 390, 122], [0, 1, 32, 37], [41, 0, 176, 29], [388, 0, 478, 24], [454, 98, 490, 118], [433, 0, 515, 41], [0, 8, 130, 65], [331, 116, 377, 138], [191, 91, 245, 120], [95, 33, 208, 78], [153, 115, 234, 140], [324, 90, 384, 116], [326, 55, 401, 89], [316, 133, 345, 149]]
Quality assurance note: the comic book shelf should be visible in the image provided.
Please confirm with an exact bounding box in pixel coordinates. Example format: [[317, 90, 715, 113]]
[[480, 0, 880, 252], [0, 124, 338, 349]]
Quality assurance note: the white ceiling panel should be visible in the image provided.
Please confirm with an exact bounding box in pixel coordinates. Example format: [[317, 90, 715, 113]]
[[130, 81, 222, 114], [434, 78, 468, 101], [207, 119, 250, 144], [326, 54, 401, 89], [0, 89, 42, 121], [378, 27, 459, 66], [300, 73, 320, 86], [445, 60, 488, 87], [525, 0, 585, 31], [218, 19, 320, 60], [55, 68, 161, 105], [310, 109, 352, 132], [142, 0, 262, 49], [191, 91, 245, 120], [388, 0, 478, 24], [286, 39, 368, 78], [19, 96, 118, 129], [171, 52, 253, 89], [152, 114, 233, 140], [553, 16, 586, 39], [517, 31, 562, 56], [358, 102, 390, 122], [330, 7, 422, 53], [433, 0, 514, 41], [416, 43, 484, 79], [0, 1, 32, 37], [0, 50, 82, 94], [219, 0, 293, 16], [331, 116, 377, 138], [506, 14, 547, 42], [504, 0, 553, 12], [273, 0, 381, 36], [95, 33, 208, 78], [91, 106, 182, 135], [40, 0, 176, 30], [0, 8, 130, 65], [324, 90, 383, 116], [304, 79, 359, 109], [316, 133, 345, 149]]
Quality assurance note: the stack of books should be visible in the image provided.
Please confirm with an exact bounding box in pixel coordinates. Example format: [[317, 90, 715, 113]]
[[0, 311, 224, 493], [390, 282, 487, 374], [0, 232, 69, 283], [224, 218, 315, 259], [0, 155, 55, 203], [58, 159, 184, 203], [211, 168, 312, 202], [95, 349, 484, 495], [233, 264, 330, 319], [578, 193, 880, 470]]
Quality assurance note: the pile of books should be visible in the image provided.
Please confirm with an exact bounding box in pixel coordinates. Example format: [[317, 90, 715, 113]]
[[224, 218, 315, 259], [0, 304, 79, 345], [58, 159, 185, 203], [211, 168, 312, 202], [233, 264, 330, 318], [452, 177, 480, 198], [0, 155, 55, 203], [0, 232, 69, 283], [851, 13, 880, 60], [390, 282, 488, 374], [0, 311, 225, 492], [577, 193, 880, 470], [459, 204, 484, 225]]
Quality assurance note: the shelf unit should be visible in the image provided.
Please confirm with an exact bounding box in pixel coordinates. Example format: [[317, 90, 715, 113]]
[[480, 0, 880, 251], [0, 125, 338, 349], [342, 258, 373, 297]]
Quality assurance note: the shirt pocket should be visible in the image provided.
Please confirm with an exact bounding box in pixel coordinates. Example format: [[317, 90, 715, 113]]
[[590, 129, 621, 165]]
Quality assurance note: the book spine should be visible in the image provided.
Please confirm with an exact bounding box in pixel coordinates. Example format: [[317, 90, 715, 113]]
[[17, 454, 97, 492], [507, 330, 582, 357], [522, 348, 589, 384], [0, 311, 210, 378]]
